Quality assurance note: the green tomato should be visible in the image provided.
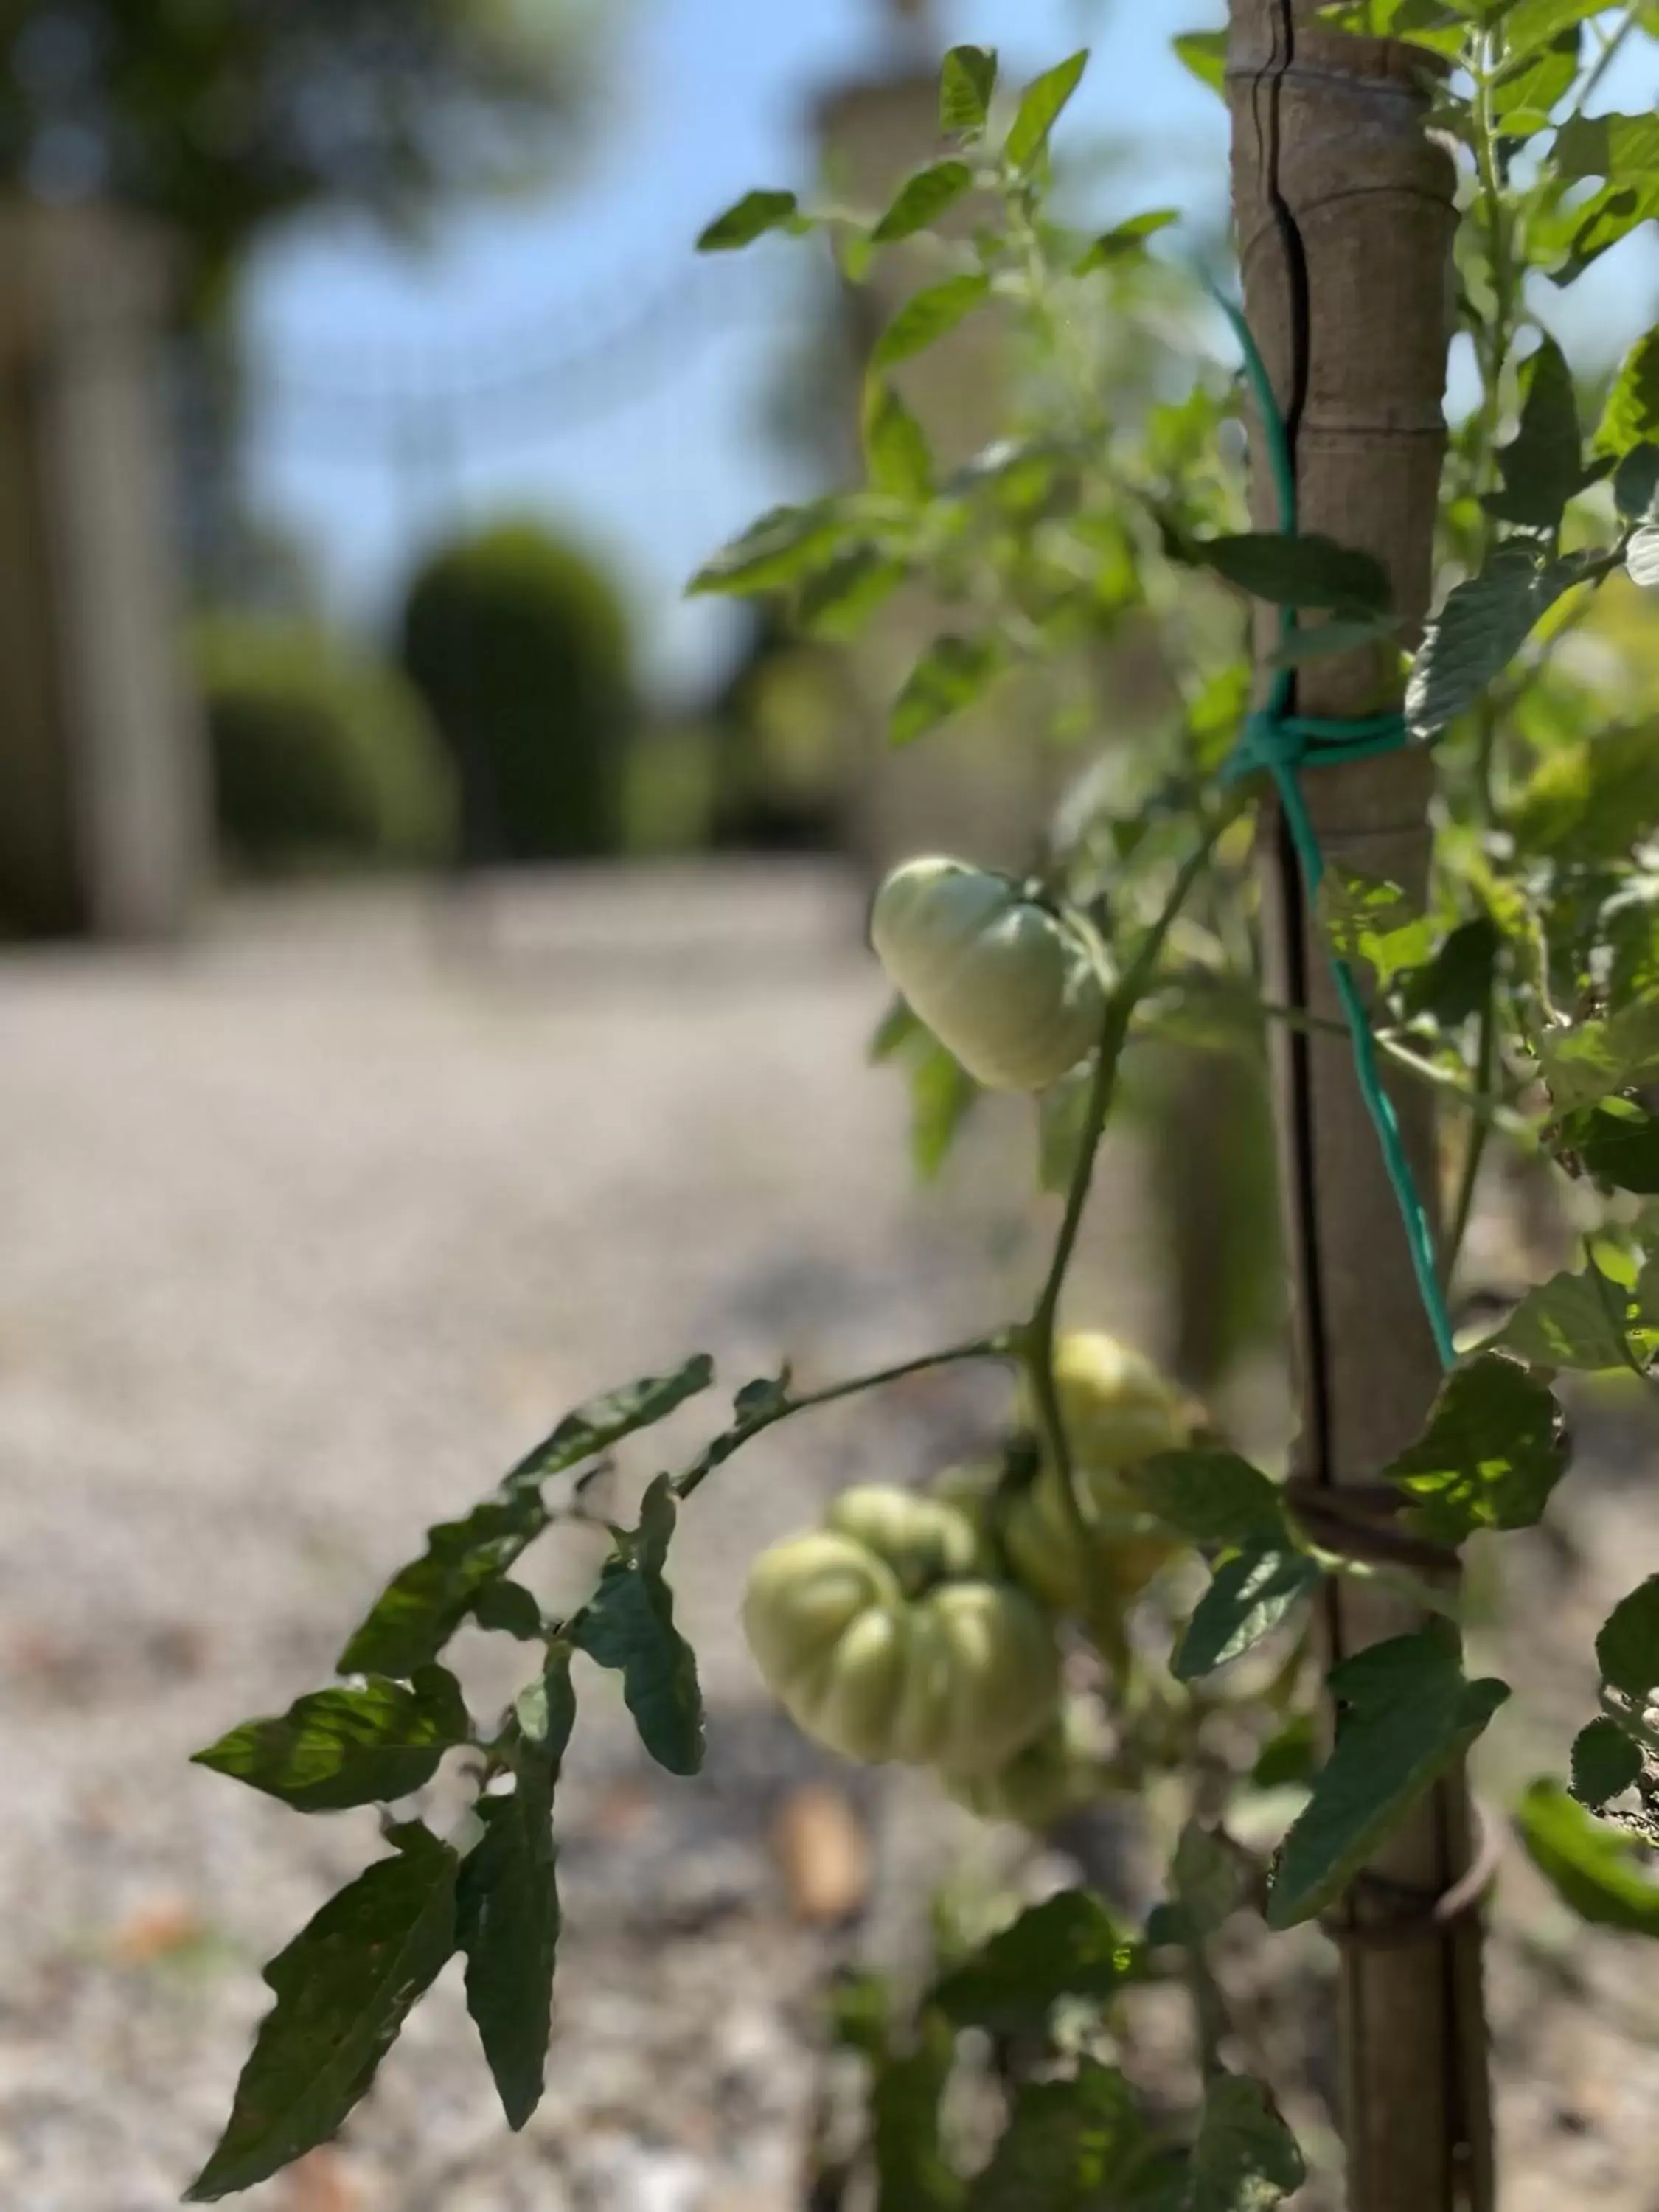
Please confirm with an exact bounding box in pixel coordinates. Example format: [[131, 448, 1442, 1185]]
[[941, 1702, 1104, 1829], [1006, 1332, 1192, 1618], [870, 856, 1104, 1092], [824, 1481, 988, 1591], [742, 1511, 1060, 1773]]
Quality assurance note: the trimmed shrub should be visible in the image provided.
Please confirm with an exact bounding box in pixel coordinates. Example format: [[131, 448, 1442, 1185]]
[[398, 521, 635, 862], [198, 617, 453, 872]]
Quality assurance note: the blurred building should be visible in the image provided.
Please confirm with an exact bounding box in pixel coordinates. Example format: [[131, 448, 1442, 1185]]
[[0, 202, 203, 937]]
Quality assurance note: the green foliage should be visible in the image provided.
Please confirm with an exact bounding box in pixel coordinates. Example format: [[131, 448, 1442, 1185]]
[[0, 1, 595, 320], [697, 189, 804, 251], [192, 1668, 471, 1812], [931, 1891, 1142, 2037], [1172, 32, 1228, 94], [1004, 51, 1090, 171], [572, 1475, 706, 1775], [1488, 1260, 1653, 1372], [940, 46, 999, 136], [1186, 2075, 1306, 2212], [187, 1826, 460, 2199], [198, 617, 453, 874], [399, 520, 636, 863], [874, 274, 993, 369], [1571, 1717, 1642, 1810], [1517, 1783, 1659, 1935], [1381, 1354, 1568, 1540], [1185, 532, 1394, 616], [1173, 1548, 1322, 1681], [1318, 869, 1437, 986], [872, 161, 975, 244], [1268, 1625, 1510, 1929], [1136, 1450, 1290, 1548]]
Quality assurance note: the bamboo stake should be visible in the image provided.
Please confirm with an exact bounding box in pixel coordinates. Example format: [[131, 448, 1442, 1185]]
[[1225, 9, 1493, 2210]]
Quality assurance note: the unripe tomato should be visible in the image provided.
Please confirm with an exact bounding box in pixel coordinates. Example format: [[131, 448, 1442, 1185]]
[[742, 1486, 1060, 1773], [941, 1702, 1104, 1829], [824, 1481, 988, 1589], [869, 857, 1104, 1092], [1005, 1332, 1192, 1618]]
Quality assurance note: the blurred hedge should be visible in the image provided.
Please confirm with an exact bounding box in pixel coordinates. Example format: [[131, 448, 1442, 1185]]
[[198, 616, 455, 873], [398, 521, 634, 862]]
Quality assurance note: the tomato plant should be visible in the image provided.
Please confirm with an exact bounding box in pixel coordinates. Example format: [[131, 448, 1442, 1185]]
[[187, 15, 1659, 2208]]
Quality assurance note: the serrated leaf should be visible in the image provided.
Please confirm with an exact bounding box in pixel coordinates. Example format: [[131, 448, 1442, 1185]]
[[1172, 31, 1227, 94], [798, 548, 907, 640], [890, 632, 1003, 745], [1267, 1624, 1509, 1929], [1406, 549, 1575, 734], [1488, 1264, 1641, 1373], [1516, 1781, 1659, 1935], [1549, 178, 1659, 286], [1174, 1547, 1323, 1681], [1595, 322, 1659, 455], [1075, 209, 1180, 271], [863, 378, 933, 499], [690, 502, 846, 596], [1398, 916, 1499, 1026], [1500, 0, 1614, 58], [1004, 49, 1089, 170], [1538, 994, 1659, 1110], [504, 1354, 715, 1492], [1485, 334, 1582, 529], [456, 1652, 574, 2129], [1510, 724, 1659, 860], [338, 1492, 549, 1678], [471, 1579, 544, 1640], [1170, 1820, 1248, 1942], [873, 2008, 962, 2212], [1188, 532, 1392, 615], [193, 1667, 470, 1813], [873, 273, 992, 369], [696, 189, 802, 252], [967, 2062, 1162, 2212], [1318, 867, 1436, 986], [941, 44, 998, 134], [1571, 1717, 1643, 1809], [186, 1825, 459, 2199], [1568, 1101, 1659, 1194], [1613, 442, 1659, 520], [1184, 2073, 1306, 2212], [1555, 111, 1659, 186], [931, 1889, 1141, 2038], [872, 159, 974, 243], [1380, 1353, 1567, 1540], [574, 1475, 704, 1775], [1136, 1449, 1290, 1547], [1596, 1572, 1659, 1701], [1628, 526, 1659, 588]]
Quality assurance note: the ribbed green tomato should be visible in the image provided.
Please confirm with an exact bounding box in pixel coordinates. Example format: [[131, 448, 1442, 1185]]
[[941, 1702, 1104, 1829], [1006, 1332, 1192, 1618], [870, 857, 1104, 1092], [742, 1486, 1060, 1772], [824, 1482, 990, 1589]]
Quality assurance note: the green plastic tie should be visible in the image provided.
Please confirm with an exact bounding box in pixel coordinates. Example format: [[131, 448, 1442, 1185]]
[[1212, 289, 1456, 1371]]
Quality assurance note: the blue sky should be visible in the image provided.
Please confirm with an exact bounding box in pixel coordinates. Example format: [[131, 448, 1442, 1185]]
[[243, 0, 1658, 703]]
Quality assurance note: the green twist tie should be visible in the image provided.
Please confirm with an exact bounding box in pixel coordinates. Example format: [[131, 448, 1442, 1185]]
[[1213, 289, 1455, 1370]]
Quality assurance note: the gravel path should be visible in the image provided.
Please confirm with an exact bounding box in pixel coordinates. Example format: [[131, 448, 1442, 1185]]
[[0, 863, 1655, 2212]]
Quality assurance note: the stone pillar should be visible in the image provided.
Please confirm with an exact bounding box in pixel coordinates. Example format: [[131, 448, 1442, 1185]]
[[0, 200, 204, 937]]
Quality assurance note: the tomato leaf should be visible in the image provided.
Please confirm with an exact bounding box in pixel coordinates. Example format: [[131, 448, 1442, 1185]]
[[940, 44, 998, 135], [1406, 548, 1577, 734], [696, 189, 804, 252], [502, 1355, 715, 1493], [1568, 1102, 1659, 1194], [1516, 1781, 1659, 1935], [1613, 442, 1659, 521], [873, 2008, 963, 2212], [1487, 1262, 1647, 1373], [863, 378, 933, 499], [1380, 1354, 1568, 1540], [798, 548, 908, 640], [967, 2062, 1167, 2212], [1267, 1624, 1509, 1929], [455, 1651, 575, 2129], [1172, 30, 1227, 95], [1594, 322, 1659, 456], [1004, 50, 1089, 170], [1484, 333, 1584, 529], [689, 502, 848, 595], [872, 158, 974, 243], [1596, 1573, 1659, 1703], [185, 1825, 459, 2199], [338, 1493, 551, 1678], [1571, 1717, 1643, 1810], [1173, 1546, 1323, 1681], [1075, 209, 1180, 271], [890, 632, 1004, 745], [574, 1475, 704, 1775], [193, 1666, 470, 1812], [1509, 725, 1659, 861], [1185, 2074, 1306, 2212], [874, 273, 992, 369], [932, 1889, 1142, 2037], [1136, 1449, 1290, 1547], [1538, 994, 1659, 1111], [1183, 532, 1393, 615], [1317, 866, 1436, 986]]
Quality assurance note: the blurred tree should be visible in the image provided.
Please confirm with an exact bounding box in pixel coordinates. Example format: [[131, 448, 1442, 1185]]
[[0, 0, 605, 325], [399, 518, 635, 864]]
